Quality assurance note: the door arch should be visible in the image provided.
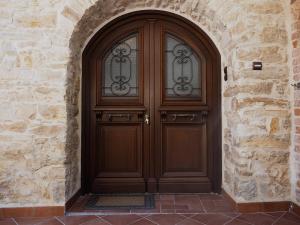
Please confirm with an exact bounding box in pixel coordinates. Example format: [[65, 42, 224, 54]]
[[82, 11, 221, 193]]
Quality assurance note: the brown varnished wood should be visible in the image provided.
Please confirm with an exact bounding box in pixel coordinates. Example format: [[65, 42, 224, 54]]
[[82, 11, 221, 194]]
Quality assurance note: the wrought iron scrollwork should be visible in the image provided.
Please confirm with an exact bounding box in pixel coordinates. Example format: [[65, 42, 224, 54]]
[[172, 44, 193, 96], [110, 43, 132, 96], [103, 35, 138, 97], [165, 35, 201, 97]]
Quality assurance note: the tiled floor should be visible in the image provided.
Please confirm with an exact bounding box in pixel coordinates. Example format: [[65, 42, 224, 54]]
[[68, 193, 235, 214], [1, 194, 300, 225]]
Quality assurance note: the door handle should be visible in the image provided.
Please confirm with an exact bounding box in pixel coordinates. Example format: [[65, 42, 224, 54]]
[[144, 114, 150, 125], [171, 113, 196, 121], [108, 113, 131, 122]]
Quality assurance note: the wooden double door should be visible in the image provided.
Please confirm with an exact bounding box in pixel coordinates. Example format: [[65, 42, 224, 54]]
[[83, 12, 221, 193]]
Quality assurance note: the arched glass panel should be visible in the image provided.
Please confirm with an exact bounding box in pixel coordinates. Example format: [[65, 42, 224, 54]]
[[165, 34, 201, 98], [102, 34, 138, 97]]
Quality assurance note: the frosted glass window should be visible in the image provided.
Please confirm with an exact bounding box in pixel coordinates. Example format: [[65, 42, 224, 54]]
[[165, 34, 201, 97], [102, 34, 138, 96]]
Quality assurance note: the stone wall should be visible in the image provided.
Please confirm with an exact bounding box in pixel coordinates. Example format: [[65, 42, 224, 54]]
[[221, 0, 291, 202], [0, 0, 293, 207], [291, 0, 300, 206]]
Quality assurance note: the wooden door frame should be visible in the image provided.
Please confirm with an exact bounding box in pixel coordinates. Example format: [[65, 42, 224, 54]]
[[81, 10, 222, 194]]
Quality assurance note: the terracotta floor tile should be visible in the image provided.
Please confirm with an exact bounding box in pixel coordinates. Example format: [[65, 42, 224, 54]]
[[159, 200, 175, 205], [191, 213, 232, 225], [175, 218, 204, 225], [56, 216, 99, 225], [201, 200, 236, 212], [79, 218, 110, 225], [146, 214, 186, 225], [264, 212, 285, 219], [225, 219, 253, 225], [188, 204, 205, 210], [130, 218, 157, 225], [175, 209, 205, 213], [14, 217, 61, 225], [160, 209, 176, 213], [160, 195, 175, 201], [101, 215, 142, 225], [175, 196, 201, 205], [198, 194, 224, 200], [161, 204, 174, 209], [38, 219, 63, 225], [273, 218, 300, 225], [280, 212, 300, 223], [235, 213, 275, 225], [221, 212, 240, 218], [177, 214, 195, 218]]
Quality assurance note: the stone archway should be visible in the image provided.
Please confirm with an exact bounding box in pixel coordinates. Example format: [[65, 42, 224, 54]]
[[64, 0, 291, 204], [64, 1, 230, 201]]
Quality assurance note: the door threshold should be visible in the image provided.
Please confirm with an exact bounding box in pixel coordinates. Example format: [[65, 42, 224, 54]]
[[67, 193, 234, 215]]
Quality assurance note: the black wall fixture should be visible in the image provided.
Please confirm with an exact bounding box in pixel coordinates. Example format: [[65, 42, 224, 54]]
[[253, 62, 263, 70], [291, 82, 300, 89], [224, 66, 228, 81]]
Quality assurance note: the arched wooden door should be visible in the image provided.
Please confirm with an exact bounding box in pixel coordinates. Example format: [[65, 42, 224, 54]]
[[82, 11, 221, 193]]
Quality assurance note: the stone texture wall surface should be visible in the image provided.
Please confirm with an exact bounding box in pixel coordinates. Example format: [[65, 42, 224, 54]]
[[291, 0, 300, 206], [0, 0, 294, 207]]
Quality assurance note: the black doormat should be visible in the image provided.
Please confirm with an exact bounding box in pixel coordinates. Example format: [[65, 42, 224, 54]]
[[85, 193, 155, 210]]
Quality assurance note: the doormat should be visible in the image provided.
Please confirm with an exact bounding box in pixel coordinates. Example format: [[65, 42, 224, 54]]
[[85, 193, 155, 210]]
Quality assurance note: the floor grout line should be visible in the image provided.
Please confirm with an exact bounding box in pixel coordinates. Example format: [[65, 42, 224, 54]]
[[11, 218, 18, 225], [35, 218, 58, 225], [185, 215, 208, 225], [271, 211, 287, 225], [223, 213, 243, 225], [173, 216, 193, 225], [96, 215, 113, 225], [143, 217, 159, 225], [127, 216, 147, 225], [234, 217, 254, 225], [199, 199, 207, 213], [54, 216, 66, 225]]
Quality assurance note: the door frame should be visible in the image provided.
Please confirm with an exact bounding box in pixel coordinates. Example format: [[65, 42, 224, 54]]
[[81, 10, 222, 194]]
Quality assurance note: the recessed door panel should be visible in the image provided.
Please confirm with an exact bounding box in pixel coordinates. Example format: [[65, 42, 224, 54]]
[[162, 124, 206, 176], [96, 124, 142, 177]]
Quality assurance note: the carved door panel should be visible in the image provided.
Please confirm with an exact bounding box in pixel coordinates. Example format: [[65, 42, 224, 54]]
[[84, 13, 221, 193]]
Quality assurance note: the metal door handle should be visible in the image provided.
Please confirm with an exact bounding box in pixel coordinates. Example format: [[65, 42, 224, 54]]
[[108, 113, 131, 122], [144, 114, 150, 125], [171, 114, 196, 121]]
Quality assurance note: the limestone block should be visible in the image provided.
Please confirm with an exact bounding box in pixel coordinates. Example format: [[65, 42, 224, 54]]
[[38, 105, 66, 120], [0, 121, 27, 133], [233, 97, 289, 110], [245, 2, 283, 15], [14, 12, 57, 28], [223, 83, 273, 97], [235, 135, 290, 149], [234, 178, 258, 201], [31, 125, 65, 137], [237, 46, 286, 63]]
